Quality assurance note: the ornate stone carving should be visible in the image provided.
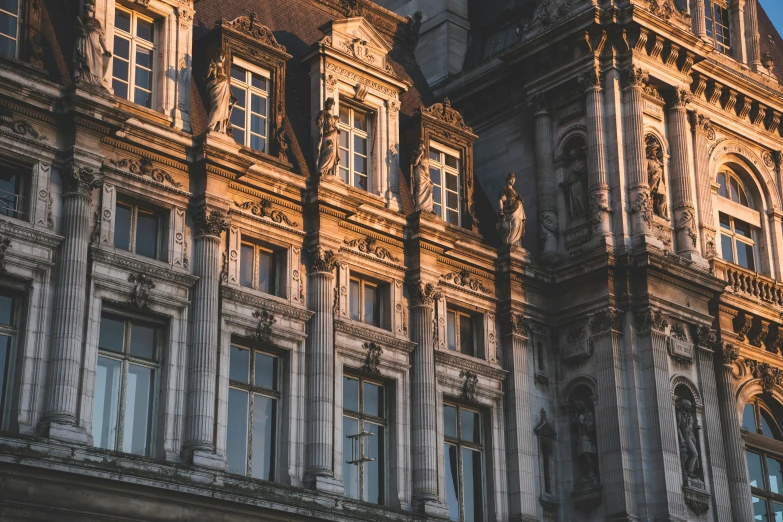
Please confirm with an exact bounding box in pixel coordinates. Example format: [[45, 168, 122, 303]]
[[693, 325, 717, 349], [110, 157, 182, 188], [204, 54, 236, 134], [0, 110, 47, 141], [344, 236, 399, 262], [589, 308, 622, 334], [578, 65, 603, 90], [763, 50, 775, 74], [747, 359, 783, 393], [676, 398, 701, 481], [749, 319, 771, 348], [234, 198, 299, 227], [646, 136, 668, 218], [589, 193, 612, 226], [572, 400, 599, 486], [74, 0, 111, 86], [636, 309, 669, 333], [408, 282, 441, 307], [671, 324, 687, 341], [460, 370, 478, 401], [675, 208, 698, 247], [534, 408, 557, 439], [128, 273, 155, 308], [647, 0, 676, 20], [767, 327, 783, 355], [560, 147, 588, 220], [62, 164, 103, 196], [0, 236, 11, 272], [670, 89, 692, 110], [405, 11, 422, 51], [683, 486, 710, 515], [631, 191, 653, 225], [316, 98, 340, 177], [498, 173, 526, 247], [192, 208, 229, 237], [510, 312, 526, 335], [621, 66, 648, 89], [411, 139, 433, 213], [419, 98, 472, 132], [219, 13, 286, 51], [568, 325, 587, 342], [720, 342, 739, 366], [309, 248, 338, 274], [442, 269, 489, 294], [252, 310, 276, 344], [734, 314, 753, 342], [362, 342, 383, 374]]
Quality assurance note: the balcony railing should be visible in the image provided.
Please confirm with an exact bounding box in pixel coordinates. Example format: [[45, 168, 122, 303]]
[[712, 258, 783, 308]]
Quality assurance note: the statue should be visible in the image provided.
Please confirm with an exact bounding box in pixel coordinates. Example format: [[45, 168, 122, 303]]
[[646, 138, 668, 218], [560, 147, 588, 220], [316, 98, 340, 177], [411, 139, 433, 212], [73, 0, 111, 86], [497, 173, 526, 247], [205, 54, 237, 134], [677, 399, 700, 479], [572, 400, 599, 481]]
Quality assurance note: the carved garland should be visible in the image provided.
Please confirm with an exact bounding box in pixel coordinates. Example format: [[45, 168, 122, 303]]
[[234, 198, 299, 227], [441, 269, 490, 295], [110, 157, 182, 188], [343, 236, 399, 262]]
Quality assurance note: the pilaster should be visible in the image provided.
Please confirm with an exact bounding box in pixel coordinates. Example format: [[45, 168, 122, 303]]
[[690, 111, 717, 258], [744, 0, 762, 69], [622, 66, 653, 244], [529, 93, 558, 261], [691, 0, 707, 39], [580, 66, 612, 239]]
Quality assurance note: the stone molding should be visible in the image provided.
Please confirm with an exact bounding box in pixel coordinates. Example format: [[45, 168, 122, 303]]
[[233, 198, 299, 228], [334, 318, 415, 353], [343, 236, 399, 263], [459, 370, 478, 401], [109, 157, 182, 188], [191, 208, 229, 237], [434, 350, 507, 380], [221, 286, 313, 323], [217, 13, 286, 52], [419, 98, 471, 132], [670, 375, 704, 409], [408, 281, 441, 307], [361, 341, 383, 374], [441, 269, 490, 295], [91, 248, 197, 288]]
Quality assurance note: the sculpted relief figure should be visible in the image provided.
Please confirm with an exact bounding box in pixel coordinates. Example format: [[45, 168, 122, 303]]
[[560, 147, 588, 220], [677, 399, 701, 480], [646, 138, 668, 218], [205, 54, 237, 134], [74, 0, 111, 86], [572, 400, 599, 484], [497, 173, 526, 247], [316, 98, 340, 177], [411, 139, 433, 212]]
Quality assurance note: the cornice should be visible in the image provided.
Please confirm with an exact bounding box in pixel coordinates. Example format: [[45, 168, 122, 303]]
[[0, 219, 62, 248], [100, 164, 191, 198], [434, 350, 508, 381], [91, 248, 198, 287], [334, 318, 415, 352], [221, 286, 313, 323], [103, 137, 188, 172], [337, 221, 403, 249], [228, 182, 301, 213]]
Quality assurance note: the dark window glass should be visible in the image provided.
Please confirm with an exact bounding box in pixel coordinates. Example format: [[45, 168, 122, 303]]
[[129, 322, 155, 359], [114, 203, 132, 251], [240, 244, 254, 288], [115, 10, 131, 33], [462, 448, 484, 522], [251, 394, 275, 480], [744, 403, 757, 431], [136, 18, 154, 43], [229, 346, 249, 384], [445, 443, 459, 521], [767, 456, 783, 494], [98, 316, 124, 353], [748, 450, 765, 489], [718, 172, 727, 198], [364, 422, 384, 504], [255, 353, 277, 390], [0, 293, 13, 325], [364, 283, 377, 326], [135, 209, 158, 258], [343, 377, 359, 412], [444, 405, 457, 438], [343, 416, 359, 498], [123, 363, 153, 455], [720, 234, 734, 263], [752, 496, 769, 521], [736, 241, 755, 270], [0, 335, 9, 417], [0, 163, 22, 218], [226, 388, 248, 474], [447, 311, 457, 350], [461, 409, 481, 444], [94, 356, 121, 450], [363, 382, 383, 417], [258, 249, 275, 294], [460, 314, 474, 356], [350, 280, 360, 321]]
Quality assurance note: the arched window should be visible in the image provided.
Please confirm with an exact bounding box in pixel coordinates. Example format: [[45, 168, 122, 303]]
[[717, 168, 760, 271], [742, 396, 783, 520], [718, 169, 753, 208]]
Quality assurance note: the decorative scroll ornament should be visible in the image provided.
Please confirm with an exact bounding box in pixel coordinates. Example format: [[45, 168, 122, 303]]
[[636, 309, 669, 333], [63, 164, 103, 196], [362, 342, 383, 374], [252, 310, 276, 344], [0, 235, 11, 272], [110, 157, 182, 188], [747, 359, 783, 393], [234, 198, 299, 227], [691, 113, 716, 141], [0, 109, 47, 141], [192, 208, 229, 237], [408, 282, 441, 307], [589, 193, 612, 226], [442, 269, 489, 294], [128, 273, 155, 308], [344, 236, 399, 262], [219, 13, 286, 52], [589, 308, 622, 334], [631, 191, 654, 225], [460, 370, 479, 401], [419, 98, 472, 132], [676, 208, 698, 247], [309, 248, 338, 274]]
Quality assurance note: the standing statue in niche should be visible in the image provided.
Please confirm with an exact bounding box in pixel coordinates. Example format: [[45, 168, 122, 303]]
[[74, 0, 111, 86], [316, 97, 340, 177], [411, 139, 433, 212], [560, 147, 588, 220], [205, 54, 237, 134], [497, 172, 526, 247], [572, 400, 599, 482], [646, 138, 668, 218], [677, 399, 701, 480]]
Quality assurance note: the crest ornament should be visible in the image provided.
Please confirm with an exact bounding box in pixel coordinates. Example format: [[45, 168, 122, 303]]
[[460, 370, 479, 401], [252, 310, 276, 344], [128, 273, 155, 308], [362, 342, 383, 374]]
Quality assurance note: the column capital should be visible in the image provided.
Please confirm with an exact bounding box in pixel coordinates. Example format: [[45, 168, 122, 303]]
[[693, 325, 717, 349], [689, 111, 716, 140], [191, 207, 229, 237], [63, 163, 102, 197], [635, 308, 669, 334], [578, 65, 603, 92], [408, 281, 441, 307], [526, 92, 549, 116], [668, 88, 692, 109], [621, 66, 649, 90], [718, 342, 740, 367], [589, 307, 623, 334], [307, 247, 338, 274]]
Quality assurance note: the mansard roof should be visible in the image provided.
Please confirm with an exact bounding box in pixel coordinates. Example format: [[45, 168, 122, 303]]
[[758, 5, 783, 84]]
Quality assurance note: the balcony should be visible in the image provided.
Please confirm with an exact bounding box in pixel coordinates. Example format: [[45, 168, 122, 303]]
[[712, 258, 783, 308]]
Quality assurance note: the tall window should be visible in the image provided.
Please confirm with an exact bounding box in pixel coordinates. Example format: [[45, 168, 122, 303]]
[[343, 375, 386, 504], [705, 1, 731, 54], [338, 104, 371, 191], [444, 403, 485, 522], [113, 7, 155, 108], [114, 198, 165, 260], [718, 170, 752, 208], [349, 275, 386, 329], [0, 158, 26, 220], [742, 397, 783, 521], [93, 314, 158, 456], [717, 169, 758, 271], [230, 61, 269, 153], [0, 289, 18, 429], [447, 308, 481, 358], [429, 145, 461, 226], [0, 0, 19, 58], [226, 345, 279, 481], [240, 241, 277, 295]]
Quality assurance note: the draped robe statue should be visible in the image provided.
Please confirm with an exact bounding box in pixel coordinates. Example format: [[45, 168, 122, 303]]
[[316, 98, 340, 177], [74, 0, 111, 86], [411, 139, 433, 212], [205, 55, 236, 134], [573, 400, 599, 481], [561, 148, 587, 220], [647, 140, 668, 218], [497, 173, 526, 247], [677, 399, 700, 479]]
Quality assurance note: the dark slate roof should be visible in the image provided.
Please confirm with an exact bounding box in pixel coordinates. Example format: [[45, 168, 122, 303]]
[[758, 4, 783, 84]]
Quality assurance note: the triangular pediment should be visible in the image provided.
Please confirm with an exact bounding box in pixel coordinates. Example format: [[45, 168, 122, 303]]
[[319, 17, 394, 75]]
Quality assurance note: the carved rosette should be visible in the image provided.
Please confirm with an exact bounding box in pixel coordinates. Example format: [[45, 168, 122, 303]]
[[589, 308, 623, 334], [128, 273, 155, 308], [636, 309, 669, 334], [408, 282, 441, 308], [460, 370, 479, 402], [309, 248, 338, 274], [192, 208, 229, 237], [62, 164, 103, 198]]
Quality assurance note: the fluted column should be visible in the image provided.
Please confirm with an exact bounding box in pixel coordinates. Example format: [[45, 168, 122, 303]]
[[745, 0, 762, 68], [579, 66, 612, 237], [668, 89, 700, 256], [622, 66, 652, 240], [183, 207, 228, 467], [42, 164, 102, 442], [691, 0, 707, 38], [691, 112, 717, 258], [530, 93, 558, 261], [715, 343, 755, 520], [304, 248, 342, 493]]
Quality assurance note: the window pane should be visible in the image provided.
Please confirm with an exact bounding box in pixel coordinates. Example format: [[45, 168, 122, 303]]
[[720, 234, 734, 263], [112, 79, 128, 100], [136, 18, 154, 43], [239, 244, 254, 288], [339, 104, 350, 125], [447, 311, 457, 351], [254, 353, 277, 390], [250, 114, 264, 135], [251, 395, 276, 481], [718, 172, 727, 198], [232, 128, 245, 147], [734, 220, 751, 237], [354, 154, 367, 175], [133, 87, 151, 108], [122, 364, 153, 456], [730, 178, 741, 203], [0, 336, 10, 420], [461, 409, 481, 444], [129, 322, 155, 359], [343, 377, 359, 412], [343, 416, 359, 499], [0, 293, 13, 325], [135, 209, 158, 259], [743, 403, 757, 432], [772, 502, 783, 522], [445, 154, 459, 170], [115, 10, 131, 33], [447, 209, 459, 225], [226, 388, 249, 475], [93, 356, 121, 450], [753, 496, 770, 522], [736, 240, 755, 271], [229, 346, 249, 384], [135, 48, 152, 70], [429, 150, 439, 162], [719, 213, 731, 230], [113, 37, 130, 61], [354, 172, 367, 191], [462, 448, 484, 522], [363, 382, 383, 418], [364, 284, 377, 326], [768, 456, 783, 494], [0, 168, 17, 217], [761, 409, 781, 440], [350, 280, 360, 321], [98, 316, 124, 353], [257, 250, 275, 295], [353, 111, 367, 131], [446, 173, 458, 191], [354, 135, 367, 156], [430, 166, 441, 187], [460, 314, 474, 356], [747, 450, 765, 489], [446, 190, 459, 209], [364, 423, 384, 504], [231, 65, 246, 82], [250, 135, 265, 153], [444, 405, 457, 438], [251, 94, 267, 118], [114, 203, 132, 251], [339, 131, 349, 149], [445, 444, 459, 521], [251, 74, 267, 91]]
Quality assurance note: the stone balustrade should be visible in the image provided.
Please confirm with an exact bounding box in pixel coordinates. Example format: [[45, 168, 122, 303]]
[[713, 259, 783, 307]]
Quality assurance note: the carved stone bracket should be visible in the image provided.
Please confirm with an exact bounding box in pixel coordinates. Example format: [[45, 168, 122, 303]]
[[408, 282, 441, 307], [734, 313, 753, 342], [571, 484, 602, 512], [442, 269, 490, 295], [362, 341, 382, 374], [589, 193, 613, 226], [128, 272, 155, 308], [683, 485, 710, 515], [252, 309, 276, 344], [192, 208, 229, 237], [747, 359, 783, 393], [720, 342, 740, 367], [749, 318, 771, 348], [344, 236, 399, 262], [460, 370, 478, 401], [234, 198, 299, 227]]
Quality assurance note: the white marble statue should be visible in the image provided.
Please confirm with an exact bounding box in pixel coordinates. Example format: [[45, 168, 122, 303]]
[[498, 172, 526, 247], [411, 139, 433, 212], [316, 97, 340, 177], [205, 54, 236, 134], [74, 0, 111, 86]]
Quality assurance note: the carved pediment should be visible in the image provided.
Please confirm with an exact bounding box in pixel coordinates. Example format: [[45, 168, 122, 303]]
[[218, 13, 286, 53], [320, 18, 394, 75]]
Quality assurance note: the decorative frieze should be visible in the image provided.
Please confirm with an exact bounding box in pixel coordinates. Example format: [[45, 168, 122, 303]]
[[343, 236, 399, 262], [683, 486, 710, 515], [0, 109, 47, 141], [128, 273, 155, 308], [110, 157, 182, 188], [441, 269, 490, 295], [234, 198, 299, 227]]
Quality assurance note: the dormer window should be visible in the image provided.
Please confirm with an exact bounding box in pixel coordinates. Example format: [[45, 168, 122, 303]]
[[113, 7, 155, 108], [0, 1, 19, 58], [230, 59, 270, 154], [339, 103, 371, 191], [429, 144, 461, 226], [705, 1, 731, 54]]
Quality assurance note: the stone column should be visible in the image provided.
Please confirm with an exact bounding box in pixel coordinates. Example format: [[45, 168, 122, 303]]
[[668, 89, 700, 257], [579, 66, 612, 238], [715, 343, 755, 520], [529, 93, 558, 261], [745, 0, 762, 68], [730, 0, 748, 63], [690, 111, 717, 258], [304, 248, 342, 493], [183, 207, 228, 468], [42, 164, 102, 442], [622, 66, 652, 241], [409, 281, 448, 517], [503, 313, 538, 521], [691, 0, 707, 38]]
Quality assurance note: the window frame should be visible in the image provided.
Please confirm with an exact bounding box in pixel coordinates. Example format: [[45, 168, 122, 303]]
[[114, 197, 167, 261], [743, 398, 783, 521], [112, 6, 156, 108], [0, 287, 20, 430], [429, 143, 462, 226], [349, 274, 386, 329], [229, 57, 271, 154], [0, 157, 28, 221], [239, 239, 279, 296], [719, 212, 757, 271], [446, 307, 480, 358], [338, 102, 372, 192], [0, 0, 20, 59], [705, 0, 731, 54], [443, 401, 487, 522]]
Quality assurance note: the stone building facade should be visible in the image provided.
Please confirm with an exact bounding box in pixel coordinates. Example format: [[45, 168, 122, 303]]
[[0, 0, 781, 521]]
